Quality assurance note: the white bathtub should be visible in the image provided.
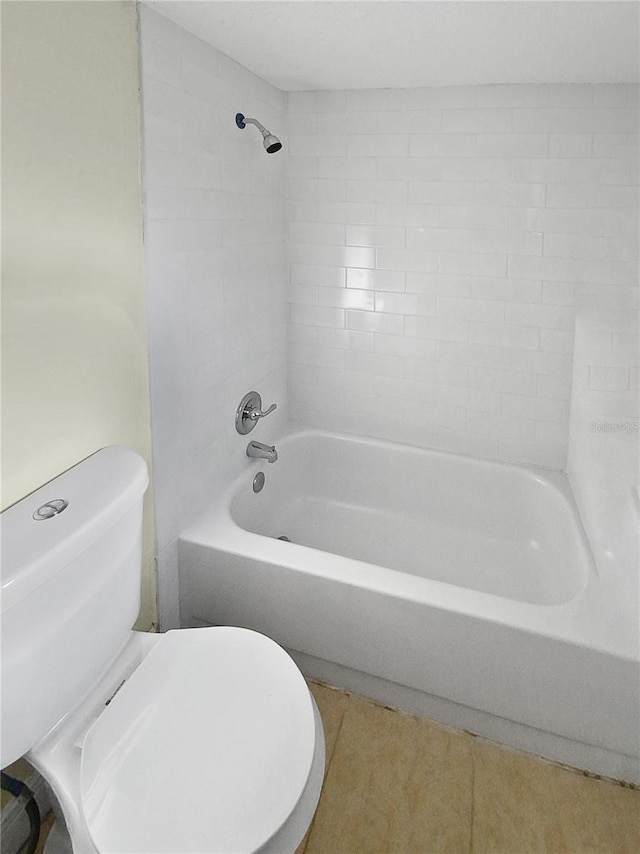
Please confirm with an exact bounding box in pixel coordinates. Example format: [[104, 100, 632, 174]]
[[179, 429, 640, 782]]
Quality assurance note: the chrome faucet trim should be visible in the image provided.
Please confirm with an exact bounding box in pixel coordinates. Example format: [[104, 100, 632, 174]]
[[246, 441, 278, 463]]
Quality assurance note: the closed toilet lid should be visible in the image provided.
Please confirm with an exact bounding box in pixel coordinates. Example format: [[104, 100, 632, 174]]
[[80, 627, 317, 854]]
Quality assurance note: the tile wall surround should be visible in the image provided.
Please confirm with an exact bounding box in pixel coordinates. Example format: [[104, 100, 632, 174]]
[[285, 85, 639, 468], [139, 7, 288, 628], [140, 6, 639, 626]]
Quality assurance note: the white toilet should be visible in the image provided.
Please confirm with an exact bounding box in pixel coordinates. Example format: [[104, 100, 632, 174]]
[[1, 446, 325, 853]]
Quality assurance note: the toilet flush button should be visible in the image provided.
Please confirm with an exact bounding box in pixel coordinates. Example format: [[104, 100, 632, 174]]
[[33, 499, 69, 521]]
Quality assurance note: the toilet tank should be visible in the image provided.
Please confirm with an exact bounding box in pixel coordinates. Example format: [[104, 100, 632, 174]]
[[1, 447, 149, 768]]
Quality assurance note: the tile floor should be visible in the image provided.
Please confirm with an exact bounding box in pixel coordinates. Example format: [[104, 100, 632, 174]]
[[10, 680, 640, 853], [300, 680, 640, 854]]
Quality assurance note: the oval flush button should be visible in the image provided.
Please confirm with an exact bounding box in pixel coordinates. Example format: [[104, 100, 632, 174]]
[[33, 499, 69, 521]]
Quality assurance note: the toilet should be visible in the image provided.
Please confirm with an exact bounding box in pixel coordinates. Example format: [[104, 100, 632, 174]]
[[1, 446, 325, 853]]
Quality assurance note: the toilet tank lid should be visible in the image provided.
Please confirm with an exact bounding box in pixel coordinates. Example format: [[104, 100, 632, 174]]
[[1, 447, 149, 615]]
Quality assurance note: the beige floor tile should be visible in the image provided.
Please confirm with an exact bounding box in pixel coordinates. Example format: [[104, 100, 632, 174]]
[[306, 695, 474, 854], [472, 739, 640, 854], [308, 680, 351, 771]]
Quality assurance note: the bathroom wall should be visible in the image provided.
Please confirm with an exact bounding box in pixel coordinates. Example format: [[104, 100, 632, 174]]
[[285, 85, 638, 468], [139, 7, 288, 628], [2, 0, 156, 628]]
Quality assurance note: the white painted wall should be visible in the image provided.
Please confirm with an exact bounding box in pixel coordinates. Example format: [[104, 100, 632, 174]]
[[139, 7, 287, 628], [285, 85, 638, 468]]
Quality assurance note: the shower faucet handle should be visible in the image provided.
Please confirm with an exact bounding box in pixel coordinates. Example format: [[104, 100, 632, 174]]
[[248, 402, 277, 421], [235, 391, 277, 435]]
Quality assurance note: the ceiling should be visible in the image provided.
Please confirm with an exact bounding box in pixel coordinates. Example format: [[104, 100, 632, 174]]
[[145, 1, 640, 91]]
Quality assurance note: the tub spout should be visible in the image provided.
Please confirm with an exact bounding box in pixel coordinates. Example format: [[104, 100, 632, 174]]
[[246, 441, 278, 463]]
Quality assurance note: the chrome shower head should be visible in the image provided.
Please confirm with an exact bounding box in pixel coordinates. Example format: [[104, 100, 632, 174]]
[[235, 113, 282, 154]]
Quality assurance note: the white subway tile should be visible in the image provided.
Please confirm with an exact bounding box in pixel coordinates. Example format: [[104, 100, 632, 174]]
[[317, 287, 375, 310], [286, 156, 319, 178], [514, 108, 638, 134], [435, 362, 468, 386], [287, 178, 347, 201], [541, 280, 575, 305], [468, 410, 536, 440], [405, 316, 469, 343], [318, 157, 377, 180], [404, 359, 438, 383], [347, 134, 409, 157], [505, 302, 574, 330], [288, 284, 317, 305], [437, 341, 503, 368], [588, 365, 630, 391], [539, 328, 575, 353], [375, 292, 437, 316], [378, 111, 442, 133], [290, 264, 346, 287], [468, 366, 537, 395], [407, 228, 472, 253], [439, 252, 507, 277], [376, 157, 441, 181], [501, 394, 570, 423], [347, 268, 406, 292], [548, 85, 593, 108], [347, 180, 408, 204], [346, 349, 404, 377], [289, 221, 345, 245], [442, 109, 512, 133], [471, 277, 541, 303], [407, 273, 471, 297], [346, 224, 405, 248], [375, 334, 436, 360], [537, 374, 573, 400], [440, 206, 509, 230], [534, 420, 569, 445], [375, 203, 439, 227], [469, 321, 539, 350], [472, 229, 542, 256], [346, 309, 404, 335], [289, 343, 346, 369], [290, 303, 345, 328], [318, 328, 374, 352], [315, 244, 376, 268], [376, 247, 439, 273], [315, 201, 376, 223], [475, 134, 548, 158], [438, 296, 504, 323], [409, 181, 475, 205], [409, 134, 477, 157], [288, 135, 347, 157], [548, 134, 592, 158]]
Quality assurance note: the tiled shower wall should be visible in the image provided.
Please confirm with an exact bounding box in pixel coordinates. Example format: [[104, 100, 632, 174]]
[[285, 85, 638, 467], [140, 7, 287, 627]]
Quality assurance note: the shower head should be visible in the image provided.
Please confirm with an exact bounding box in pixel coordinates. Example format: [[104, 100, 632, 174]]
[[235, 113, 282, 154]]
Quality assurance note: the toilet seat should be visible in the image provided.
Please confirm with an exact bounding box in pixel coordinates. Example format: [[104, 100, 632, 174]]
[[79, 627, 317, 854]]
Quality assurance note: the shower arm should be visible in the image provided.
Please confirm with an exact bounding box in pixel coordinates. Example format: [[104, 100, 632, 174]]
[[240, 116, 268, 135]]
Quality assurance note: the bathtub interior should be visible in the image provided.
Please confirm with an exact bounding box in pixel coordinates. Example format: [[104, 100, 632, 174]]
[[230, 432, 590, 607]]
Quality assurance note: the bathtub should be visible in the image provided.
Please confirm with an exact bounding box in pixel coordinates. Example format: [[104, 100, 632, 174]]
[[179, 429, 640, 782]]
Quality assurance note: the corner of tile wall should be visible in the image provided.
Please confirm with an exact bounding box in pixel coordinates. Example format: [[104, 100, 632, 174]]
[[140, 5, 288, 626]]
